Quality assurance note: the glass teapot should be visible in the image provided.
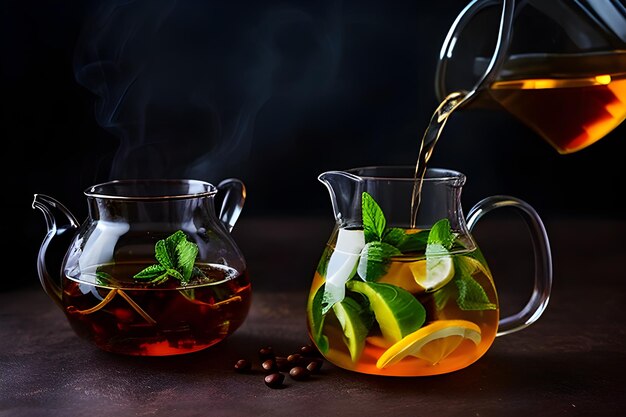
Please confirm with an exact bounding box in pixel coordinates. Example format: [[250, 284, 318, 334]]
[[435, 0, 626, 154], [32, 178, 250, 356], [306, 166, 552, 376]]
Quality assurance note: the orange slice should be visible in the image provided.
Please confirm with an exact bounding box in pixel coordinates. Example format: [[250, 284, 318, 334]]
[[376, 319, 481, 368]]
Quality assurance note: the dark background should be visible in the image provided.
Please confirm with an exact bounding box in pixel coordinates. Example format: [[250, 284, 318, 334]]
[[3, 0, 625, 291]]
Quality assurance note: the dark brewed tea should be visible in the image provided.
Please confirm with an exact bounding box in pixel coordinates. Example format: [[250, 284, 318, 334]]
[[63, 261, 251, 356], [487, 52, 626, 154]]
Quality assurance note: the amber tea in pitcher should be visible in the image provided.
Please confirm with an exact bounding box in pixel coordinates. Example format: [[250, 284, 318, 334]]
[[307, 167, 552, 376], [308, 223, 499, 376]]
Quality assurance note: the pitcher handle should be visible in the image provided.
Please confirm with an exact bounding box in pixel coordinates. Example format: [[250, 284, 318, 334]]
[[217, 178, 246, 233], [466, 195, 552, 336]]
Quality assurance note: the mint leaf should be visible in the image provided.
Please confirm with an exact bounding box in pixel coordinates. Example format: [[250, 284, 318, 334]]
[[397, 230, 429, 253], [176, 238, 199, 283], [134, 264, 167, 281], [165, 231, 186, 266], [382, 227, 405, 247], [362, 192, 386, 242], [95, 271, 115, 286], [357, 241, 401, 282], [454, 257, 496, 311], [166, 268, 184, 282], [133, 230, 201, 285], [315, 245, 333, 277], [427, 218, 455, 249], [155, 240, 175, 269], [310, 285, 329, 353]]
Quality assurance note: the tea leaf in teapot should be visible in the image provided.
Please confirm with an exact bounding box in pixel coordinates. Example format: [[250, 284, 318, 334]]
[[176, 238, 199, 283], [133, 230, 202, 285], [362, 192, 386, 242], [357, 241, 401, 282], [134, 264, 168, 281], [155, 240, 175, 269], [453, 257, 496, 311]]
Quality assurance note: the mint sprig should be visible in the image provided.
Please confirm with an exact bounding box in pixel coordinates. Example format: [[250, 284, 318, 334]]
[[357, 241, 401, 282], [133, 230, 204, 285], [453, 256, 496, 311]]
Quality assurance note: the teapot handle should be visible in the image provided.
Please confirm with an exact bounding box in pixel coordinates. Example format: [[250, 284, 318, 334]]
[[32, 194, 80, 309], [217, 178, 246, 233], [466, 195, 552, 336], [434, 0, 514, 104]]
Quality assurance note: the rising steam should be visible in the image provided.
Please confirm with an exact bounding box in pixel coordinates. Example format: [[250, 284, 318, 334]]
[[74, 0, 342, 181]]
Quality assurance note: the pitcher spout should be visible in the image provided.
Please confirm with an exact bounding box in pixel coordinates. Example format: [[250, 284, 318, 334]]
[[32, 194, 80, 308], [318, 171, 364, 228]]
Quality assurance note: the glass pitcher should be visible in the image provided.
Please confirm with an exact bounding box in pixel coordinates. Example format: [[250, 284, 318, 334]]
[[306, 166, 552, 376], [32, 178, 251, 356], [435, 0, 626, 154]]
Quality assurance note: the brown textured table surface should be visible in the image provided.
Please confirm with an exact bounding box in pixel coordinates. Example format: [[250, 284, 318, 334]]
[[1, 217, 625, 417]]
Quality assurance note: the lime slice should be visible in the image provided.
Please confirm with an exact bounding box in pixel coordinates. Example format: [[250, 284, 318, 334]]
[[346, 280, 425, 344], [332, 297, 373, 362], [410, 244, 455, 292], [376, 319, 482, 369], [308, 284, 329, 353]]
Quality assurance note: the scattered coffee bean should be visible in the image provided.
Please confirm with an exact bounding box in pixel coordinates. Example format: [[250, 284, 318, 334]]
[[275, 356, 291, 372], [234, 359, 252, 373], [261, 358, 278, 373], [299, 344, 317, 357], [289, 366, 310, 381], [287, 353, 302, 364], [258, 346, 275, 362], [306, 360, 322, 374], [264, 372, 285, 389], [234, 344, 325, 389]]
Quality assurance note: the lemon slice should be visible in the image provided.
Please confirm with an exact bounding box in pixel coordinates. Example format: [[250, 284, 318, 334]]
[[376, 319, 482, 368], [409, 253, 455, 292]]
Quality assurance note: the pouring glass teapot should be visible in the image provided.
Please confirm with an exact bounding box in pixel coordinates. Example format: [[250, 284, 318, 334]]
[[435, 0, 626, 154], [32, 178, 250, 356]]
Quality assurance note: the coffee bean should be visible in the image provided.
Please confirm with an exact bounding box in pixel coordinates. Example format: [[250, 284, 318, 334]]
[[289, 366, 310, 381], [287, 353, 302, 364], [261, 359, 278, 373], [275, 356, 292, 372], [234, 359, 251, 373], [264, 372, 285, 388], [299, 344, 317, 357], [258, 346, 275, 362], [306, 360, 322, 374]]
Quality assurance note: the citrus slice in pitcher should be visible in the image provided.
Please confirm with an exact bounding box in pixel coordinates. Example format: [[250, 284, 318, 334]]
[[409, 255, 454, 292], [346, 280, 425, 344], [376, 320, 481, 368]]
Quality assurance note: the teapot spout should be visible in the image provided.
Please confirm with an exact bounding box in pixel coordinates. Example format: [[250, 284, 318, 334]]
[[318, 171, 363, 227], [32, 194, 80, 308]]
